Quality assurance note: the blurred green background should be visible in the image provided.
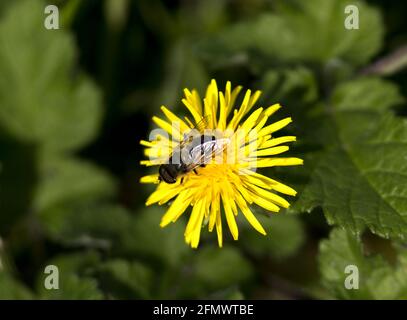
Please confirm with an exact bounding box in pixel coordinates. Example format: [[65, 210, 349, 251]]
[[1, 0, 407, 299]]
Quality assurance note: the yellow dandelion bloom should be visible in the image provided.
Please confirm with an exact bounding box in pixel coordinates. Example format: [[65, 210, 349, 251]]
[[140, 79, 303, 248]]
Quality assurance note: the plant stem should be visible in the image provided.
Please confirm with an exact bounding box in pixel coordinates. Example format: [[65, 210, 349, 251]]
[[360, 44, 407, 76]]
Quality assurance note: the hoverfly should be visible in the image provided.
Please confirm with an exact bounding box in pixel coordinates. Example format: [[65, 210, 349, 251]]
[[158, 116, 230, 184]]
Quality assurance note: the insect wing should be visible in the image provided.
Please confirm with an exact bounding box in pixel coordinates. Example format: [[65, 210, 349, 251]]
[[188, 138, 230, 169]]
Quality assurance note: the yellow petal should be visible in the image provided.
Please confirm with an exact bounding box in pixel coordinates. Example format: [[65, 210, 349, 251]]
[[152, 116, 182, 140], [221, 190, 238, 240], [143, 146, 171, 158], [140, 140, 154, 147], [189, 207, 205, 248], [249, 157, 304, 168], [140, 174, 160, 184], [140, 159, 167, 166], [185, 198, 204, 237], [235, 192, 266, 235], [224, 81, 231, 107], [160, 190, 192, 227], [184, 88, 203, 116], [182, 98, 203, 124], [248, 90, 262, 111], [251, 114, 269, 134], [217, 92, 227, 130], [226, 84, 242, 116], [255, 146, 289, 157], [204, 79, 218, 128], [249, 191, 280, 212], [241, 107, 263, 132], [154, 134, 173, 147], [227, 89, 251, 130], [263, 103, 281, 116], [146, 185, 179, 205], [260, 136, 296, 149], [246, 183, 290, 208], [192, 90, 203, 114], [258, 117, 292, 137], [240, 169, 297, 196], [241, 173, 272, 190], [209, 187, 220, 232], [158, 187, 187, 205], [160, 106, 190, 133], [233, 179, 254, 204], [216, 210, 223, 247]]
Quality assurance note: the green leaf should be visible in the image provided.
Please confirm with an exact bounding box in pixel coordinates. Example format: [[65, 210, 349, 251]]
[[120, 207, 190, 268], [194, 246, 253, 288], [176, 246, 253, 298], [42, 251, 101, 275], [259, 67, 319, 106], [240, 214, 306, 260], [331, 77, 404, 112], [157, 39, 209, 109], [199, 0, 383, 67], [0, 0, 102, 152], [33, 156, 116, 240], [40, 203, 131, 250], [319, 228, 407, 299], [38, 274, 103, 300], [36, 252, 103, 300], [34, 156, 115, 214], [298, 113, 407, 239], [0, 131, 37, 232], [0, 272, 34, 299], [97, 260, 153, 299], [207, 287, 245, 300], [0, 236, 33, 299], [295, 74, 407, 240], [178, 0, 228, 35]]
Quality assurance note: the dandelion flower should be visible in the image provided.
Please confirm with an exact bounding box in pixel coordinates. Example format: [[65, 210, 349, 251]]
[[140, 80, 303, 248]]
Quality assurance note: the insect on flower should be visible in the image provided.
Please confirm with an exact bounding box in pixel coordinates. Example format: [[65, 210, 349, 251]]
[[140, 80, 303, 248], [158, 115, 231, 184]]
